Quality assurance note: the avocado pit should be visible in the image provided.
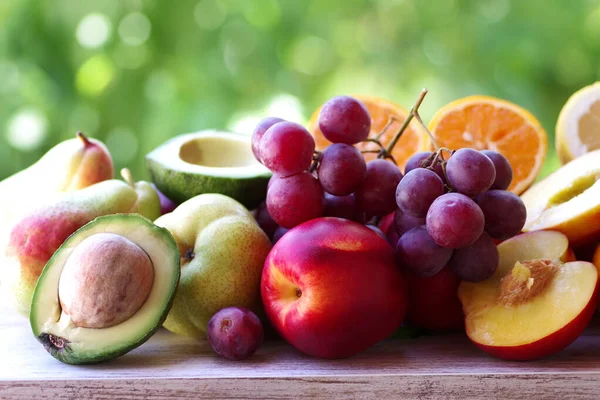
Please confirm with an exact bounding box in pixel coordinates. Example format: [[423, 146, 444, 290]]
[[58, 232, 154, 329]]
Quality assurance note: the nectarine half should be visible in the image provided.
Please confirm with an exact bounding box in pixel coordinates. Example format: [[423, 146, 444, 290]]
[[459, 231, 597, 360]]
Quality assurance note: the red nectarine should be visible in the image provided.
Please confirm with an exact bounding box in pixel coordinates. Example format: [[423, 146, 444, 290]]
[[261, 217, 407, 359]]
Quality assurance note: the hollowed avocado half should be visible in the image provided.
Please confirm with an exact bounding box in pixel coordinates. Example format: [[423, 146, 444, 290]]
[[146, 130, 272, 210], [30, 214, 180, 365]]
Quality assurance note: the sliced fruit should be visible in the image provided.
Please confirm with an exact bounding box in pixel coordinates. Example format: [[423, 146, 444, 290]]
[[429, 95, 547, 195], [30, 214, 180, 364], [521, 149, 600, 246], [459, 231, 596, 361], [146, 130, 271, 210], [307, 95, 431, 171], [556, 82, 600, 164]]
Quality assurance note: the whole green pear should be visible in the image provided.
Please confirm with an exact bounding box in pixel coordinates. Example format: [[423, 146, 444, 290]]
[[1, 169, 160, 316], [155, 194, 271, 338]]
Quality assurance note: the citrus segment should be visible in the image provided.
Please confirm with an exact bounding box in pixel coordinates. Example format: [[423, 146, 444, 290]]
[[428, 96, 547, 195], [556, 82, 600, 164]]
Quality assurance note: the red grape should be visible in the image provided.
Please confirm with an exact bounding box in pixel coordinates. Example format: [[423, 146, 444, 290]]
[[254, 201, 278, 239], [395, 226, 453, 277], [272, 226, 289, 244], [260, 122, 315, 176], [448, 231, 499, 282], [395, 168, 445, 217], [426, 193, 485, 248], [404, 151, 433, 174], [323, 193, 365, 223], [394, 208, 425, 237], [481, 150, 513, 190], [318, 96, 371, 144], [475, 190, 526, 240], [317, 143, 366, 196], [446, 148, 496, 197], [207, 307, 264, 361], [251, 117, 284, 162], [266, 171, 324, 228], [404, 151, 445, 180], [355, 159, 403, 216]]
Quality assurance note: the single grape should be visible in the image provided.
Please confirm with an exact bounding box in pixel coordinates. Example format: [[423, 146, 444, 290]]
[[318, 96, 371, 144], [404, 151, 445, 180], [426, 193, 485, 248], [355, 159, 403, 216], [323, 192, 365, 223], [446, 148, 496, 197], [475, 190, 526, 240], [404, 151, 433, 174], [251, 117, 284, 163], [394, 208, 425, 237], [254, 201, 278, 239], [206, 307, 264, 361], [317, 143, 366, 196], [395, 226, 453, 278], [448, 231, 499, 282], [260, 122, 315, 176], [267, 173, 280, 190], [266, 171, 324, 228], [395, 168, 445, 218], [481, 150, 513, 190], [272, 226, 289, 244]]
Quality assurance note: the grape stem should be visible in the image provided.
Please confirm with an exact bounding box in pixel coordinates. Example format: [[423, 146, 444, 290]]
[[309, 152, 321, 173], [413, 110, 440, 151], [376, 88, 430, 161], [424, 147, 456, 192]]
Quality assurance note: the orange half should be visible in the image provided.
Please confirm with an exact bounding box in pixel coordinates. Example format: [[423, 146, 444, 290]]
[[307, 95, 431, 171], [428, 95, 548, 195]]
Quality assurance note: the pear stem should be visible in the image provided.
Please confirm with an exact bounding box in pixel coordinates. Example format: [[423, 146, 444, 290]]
[[120, 168, 136, 188], [76, 131, 91, 146]]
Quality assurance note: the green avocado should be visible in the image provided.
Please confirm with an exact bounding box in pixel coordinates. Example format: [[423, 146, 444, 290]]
[[146, 130, 271, 210], [30, 214, 180, 365]]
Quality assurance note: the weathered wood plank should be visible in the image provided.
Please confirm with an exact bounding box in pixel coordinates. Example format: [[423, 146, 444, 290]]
[[2, 304, 600, 399]]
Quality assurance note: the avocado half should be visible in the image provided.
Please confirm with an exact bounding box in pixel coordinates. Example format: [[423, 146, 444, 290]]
[[146, 130, 272, 210], [30, 214, 180, 365]]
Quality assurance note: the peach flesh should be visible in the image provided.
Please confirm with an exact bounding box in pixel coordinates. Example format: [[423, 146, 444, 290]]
[[58, 233, 154, 329]]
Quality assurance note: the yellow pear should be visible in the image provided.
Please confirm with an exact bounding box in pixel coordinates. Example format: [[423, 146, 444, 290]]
[[155, 194, 271, 338]]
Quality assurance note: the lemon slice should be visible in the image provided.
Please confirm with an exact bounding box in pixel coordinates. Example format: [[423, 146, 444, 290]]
[[556, 82, 600, 164]]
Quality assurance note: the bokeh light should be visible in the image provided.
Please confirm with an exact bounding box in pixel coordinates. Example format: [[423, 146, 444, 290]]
[[76, 13, 112, 49], [6, 108, 48, 151], [118, 12, 151, 46], [0, 0, 598, 180]]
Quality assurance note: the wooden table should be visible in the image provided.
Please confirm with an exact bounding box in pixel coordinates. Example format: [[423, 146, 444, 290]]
[[1, 303, 599, 399]]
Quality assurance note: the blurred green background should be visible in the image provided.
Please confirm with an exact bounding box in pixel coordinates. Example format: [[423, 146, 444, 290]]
[[1, 0, 599, 181]]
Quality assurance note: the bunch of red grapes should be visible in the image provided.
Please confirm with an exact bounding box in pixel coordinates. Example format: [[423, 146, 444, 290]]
[[252, 95, 527, 282]]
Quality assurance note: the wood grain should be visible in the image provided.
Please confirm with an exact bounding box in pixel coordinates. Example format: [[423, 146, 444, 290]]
[[1, 304, 600, 399]]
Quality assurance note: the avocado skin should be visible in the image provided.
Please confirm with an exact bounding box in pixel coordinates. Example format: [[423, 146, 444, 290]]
[[146, 157, 271, 210], [30, 214, 180, 365]]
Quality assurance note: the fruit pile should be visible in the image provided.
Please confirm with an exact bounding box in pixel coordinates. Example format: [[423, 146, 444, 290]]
[[2, 84, 600, 367], [252, 93, 527, 283]]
